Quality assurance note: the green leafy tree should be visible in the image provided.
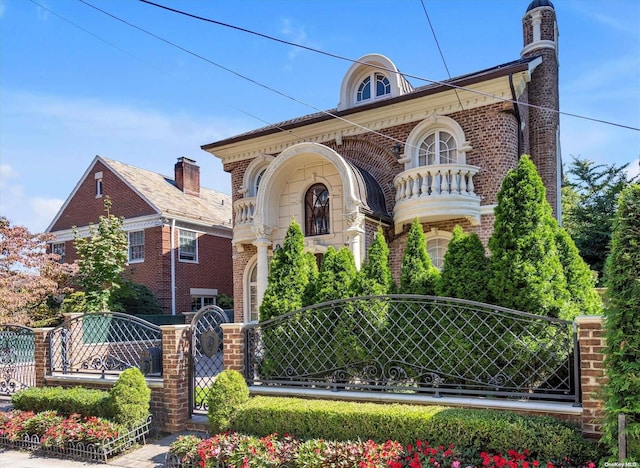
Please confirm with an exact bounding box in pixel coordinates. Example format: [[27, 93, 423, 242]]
[[552, 221, 602, 320], [437, 225, 490, 303], [302, 251, 319, 307], [354, 227, 394, 296], [488, 155, 569, 317], [73, 198, 128, 312], [111, 281, 163, 315], [563, 156, 638, 284], [602, 183, 640, 459], [260, 220, 311, 321], [311, 247, 356, 304], [399, 219, 439, 295]]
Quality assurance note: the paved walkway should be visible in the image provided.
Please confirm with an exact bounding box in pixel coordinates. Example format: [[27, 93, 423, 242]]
[[0, 398, 205, 468]]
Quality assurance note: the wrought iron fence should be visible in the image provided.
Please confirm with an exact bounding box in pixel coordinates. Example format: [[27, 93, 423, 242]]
[[245, 295, 580, 403], [49, 312, 163, 376], [0, 325, 35, 395]]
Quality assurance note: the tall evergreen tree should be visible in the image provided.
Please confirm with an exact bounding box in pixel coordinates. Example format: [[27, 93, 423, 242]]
[[488, 155, 569, 317], [399, 219, 439, 295], [354, 227, 394, 296], [552, 220, 602, 320], [259, 220, 310, 321], [311, 247, 356, 304], [602, 184, 640, 458], [301, 251, 319, 307], [437, 225, 490, 303]]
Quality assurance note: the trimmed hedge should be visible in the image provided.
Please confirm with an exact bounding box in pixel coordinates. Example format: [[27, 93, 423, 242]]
[[232, 396, 599, 463], [11, 386, 111, 419], [109, 367, 151, 427], [207, 370, 249, 433]]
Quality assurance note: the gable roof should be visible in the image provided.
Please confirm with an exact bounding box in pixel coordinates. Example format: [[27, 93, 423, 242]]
[[47, 156, 232, 232]]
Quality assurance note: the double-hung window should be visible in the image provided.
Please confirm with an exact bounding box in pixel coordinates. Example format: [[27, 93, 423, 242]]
[[128, 230, 145, 263], [179, 230, 198, 262], [52, 242, 66, 263]]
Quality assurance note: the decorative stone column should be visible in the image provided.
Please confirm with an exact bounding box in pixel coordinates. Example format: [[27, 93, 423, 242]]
[[252, 225, 272, 309], [160, 324, 191, 433], [576, 315, 606, 439], [345, 211, 365, 270]]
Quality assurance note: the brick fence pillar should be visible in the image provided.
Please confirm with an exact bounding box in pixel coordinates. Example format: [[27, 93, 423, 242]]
[[221, 323, 247, 373], [32, 327, 52, 388], [576, 315, 606, 439], [160, 324, 191, 433]]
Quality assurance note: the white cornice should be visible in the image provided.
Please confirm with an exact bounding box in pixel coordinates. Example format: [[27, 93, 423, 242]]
[[207, 74, 529, 165], [521, 40, 557, 57]]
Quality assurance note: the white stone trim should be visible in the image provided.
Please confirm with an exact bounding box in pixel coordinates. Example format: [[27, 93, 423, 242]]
[[403, 115, 471, 170]]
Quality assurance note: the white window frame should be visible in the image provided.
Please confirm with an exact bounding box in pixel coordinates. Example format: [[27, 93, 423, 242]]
[[418, 130, 458, 166], [355, 71, 391, 105], [127, 230, 145, 263], [178, 229, 198, 263], [404, 116, 471, 170], [52, 242, 66, 263], [95, 171, 103, 198], [425, 229, 452, 270]]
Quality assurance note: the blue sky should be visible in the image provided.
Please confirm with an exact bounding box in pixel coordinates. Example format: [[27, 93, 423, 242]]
[[1, 0, 638, 234]]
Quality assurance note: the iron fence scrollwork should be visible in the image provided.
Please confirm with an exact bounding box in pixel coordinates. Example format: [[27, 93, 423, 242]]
[[0, 325, 35, 395]]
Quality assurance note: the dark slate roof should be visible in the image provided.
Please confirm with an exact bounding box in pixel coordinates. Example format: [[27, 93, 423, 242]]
[[526, 0, 554, 12], [202, 56, 540, 151], [346, 161, 392, 224]]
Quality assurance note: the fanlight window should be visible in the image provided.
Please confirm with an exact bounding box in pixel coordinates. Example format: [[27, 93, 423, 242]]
[[418, 131, 457, 166], [427, 236, 449, 270], [356, 73, 391, 103], [305, 184, 330, 236]]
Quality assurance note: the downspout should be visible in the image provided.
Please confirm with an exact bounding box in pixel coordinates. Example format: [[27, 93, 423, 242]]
[[508, 73, 523, 157], [170, 218, 176, 316]]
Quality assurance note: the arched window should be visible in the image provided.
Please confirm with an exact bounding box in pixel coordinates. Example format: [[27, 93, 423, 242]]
[[305, 183, 330, 236], [255, 168, 266, 195], [356, 73, 391, 104], [427, 236, 449, 270], [247, 262, 259, 322], [418, 130, 457, 166]]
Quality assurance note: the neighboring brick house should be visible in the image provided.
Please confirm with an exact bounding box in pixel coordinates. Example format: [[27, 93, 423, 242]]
[[200, 1, 562, 324], [46, 156, 233, 315]]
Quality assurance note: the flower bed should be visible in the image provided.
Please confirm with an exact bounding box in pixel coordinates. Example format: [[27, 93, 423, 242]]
[[0, 410, 151, 463], [164, 433, 598, 468]]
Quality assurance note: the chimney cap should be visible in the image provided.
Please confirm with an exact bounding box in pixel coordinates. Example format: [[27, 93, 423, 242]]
[[526, 0, 554, 12], [176, 156, 197, 164]]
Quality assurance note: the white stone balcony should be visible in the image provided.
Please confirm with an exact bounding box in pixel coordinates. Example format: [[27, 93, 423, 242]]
[[232, 197, 257, 245], [393, 164, 481, 234]]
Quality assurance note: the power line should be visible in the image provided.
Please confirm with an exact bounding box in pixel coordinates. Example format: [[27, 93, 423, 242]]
[[137, 0, 640, 133], [419, 0, 463, 110]]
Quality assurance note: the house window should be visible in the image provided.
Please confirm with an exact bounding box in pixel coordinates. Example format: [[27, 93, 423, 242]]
[[179, 230, 198, 262], [191, 296, 216, 311], [305, 183, 330, 236], [418, 131, 457, 166], [247, 263, 258, 323], [427, 236, 450, 270], [356, 72, 391, 103], [52, 242, 65, 263], [255, 168, 266, 195], [128, 230, 144, 263], [95, 171, 103, 197]]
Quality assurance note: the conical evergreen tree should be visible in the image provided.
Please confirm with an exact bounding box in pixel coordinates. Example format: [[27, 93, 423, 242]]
[[259, 220, 311, 321], [399, 218, 439, 295], [488, 155, 569, 317], [437, 225, 490, 303], [602, 183, 640, 457], [354, 227, 394, 296], [301, 251, 319, 307], [312, 247, 357, 304]]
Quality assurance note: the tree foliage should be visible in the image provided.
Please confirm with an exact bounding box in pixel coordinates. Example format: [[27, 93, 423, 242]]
[[0, 217, 76, 324], [488, 155, 568, 317], [602, 183, 640, 458], [73, 198, 128, 312], [437, 225, 490, 303], [260, 220, 312, 321], [563, 156, 638, 284], [311, 247, 356, 304], [399, 219, 439, 295], [354, 227, 394, 296]]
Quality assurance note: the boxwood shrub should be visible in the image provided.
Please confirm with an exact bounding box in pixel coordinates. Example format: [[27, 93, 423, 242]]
[[232, 396, 599, 463], [11, 386, 111, 418]]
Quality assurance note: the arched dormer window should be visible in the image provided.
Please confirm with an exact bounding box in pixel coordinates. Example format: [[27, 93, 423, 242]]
[[338, 54, 413, 111], [305, 183, 330, 236], [356, 72, 391, 103], [404, 116, 471, 170], [418, 130, 457, 166]]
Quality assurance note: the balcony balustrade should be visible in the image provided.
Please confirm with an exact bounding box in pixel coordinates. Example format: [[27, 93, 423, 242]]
[[232, 197, 257, 245]]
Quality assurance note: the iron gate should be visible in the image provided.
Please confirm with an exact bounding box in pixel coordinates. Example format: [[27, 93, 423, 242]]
[[0, 325, 35, 396], [190, 305, 229, 414]]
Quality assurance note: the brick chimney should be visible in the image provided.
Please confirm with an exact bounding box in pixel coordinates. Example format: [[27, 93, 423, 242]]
[[174, 157, 200, 197]]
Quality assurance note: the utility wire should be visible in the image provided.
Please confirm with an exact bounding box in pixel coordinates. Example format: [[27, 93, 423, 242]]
[[419, 0, 464, 110], [137, 0, 640, 132]]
